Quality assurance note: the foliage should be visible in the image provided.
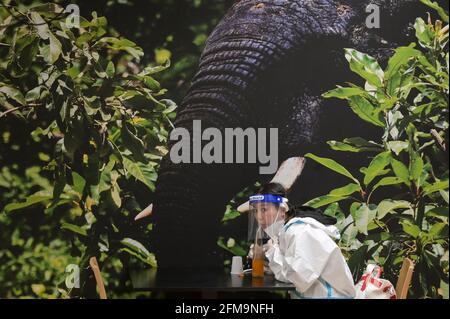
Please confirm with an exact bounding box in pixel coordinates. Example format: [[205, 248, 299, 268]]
[[0, 0, 231, 298], [305, 3, 449, 298], [63, 0, 234, 102], [0, 1, 176, 297]]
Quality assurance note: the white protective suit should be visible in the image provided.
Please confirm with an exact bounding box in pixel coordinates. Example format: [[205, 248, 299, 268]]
[[265, 216, 356, 299]]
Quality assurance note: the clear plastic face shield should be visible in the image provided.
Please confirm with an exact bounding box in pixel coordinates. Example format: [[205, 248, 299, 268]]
[[248, 194, 288, 243]]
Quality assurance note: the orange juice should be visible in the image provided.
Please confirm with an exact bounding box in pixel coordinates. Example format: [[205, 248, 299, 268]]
[[252, 258, 264, 278]]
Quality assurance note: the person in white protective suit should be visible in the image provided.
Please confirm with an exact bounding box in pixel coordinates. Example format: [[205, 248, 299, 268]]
[[248, 183, 356, 299]]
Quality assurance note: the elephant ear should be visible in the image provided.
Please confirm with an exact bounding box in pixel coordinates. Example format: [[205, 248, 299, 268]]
[[237, 157, 306, 213]]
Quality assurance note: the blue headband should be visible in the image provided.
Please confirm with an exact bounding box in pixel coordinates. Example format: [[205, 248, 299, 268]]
[[249, 194, 286, 204]]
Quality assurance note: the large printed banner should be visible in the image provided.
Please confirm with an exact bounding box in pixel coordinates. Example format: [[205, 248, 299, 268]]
[[0, 0, 448, 303]]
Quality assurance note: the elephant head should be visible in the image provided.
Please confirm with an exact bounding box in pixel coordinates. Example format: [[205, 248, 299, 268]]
[[142, 0, 447, 268]]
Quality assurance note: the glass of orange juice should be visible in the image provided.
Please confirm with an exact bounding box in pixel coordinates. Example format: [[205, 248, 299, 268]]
[[252, 244, 264, 278]]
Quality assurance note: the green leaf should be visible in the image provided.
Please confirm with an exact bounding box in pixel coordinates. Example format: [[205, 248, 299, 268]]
[[17, 37, 39, 71], [414, 18, 434, 47], [161, 99, 177, 114], [385, 44, 421, 80], [154, 48, 171, 64], [327, 140, 380, 153], [327, 141, 363, 153], [409, 151, 424, 184], [340, 215, 359, 245], [387, 141, 409, 156], [61, 222, 88, 236], [222, 205, 241, 222], [121, 122, 145, 162], [371, 176, 403, 194], [62, 122, 84, 161], [0, 85, 26, 105], [329, 183, 361, 197], [84, 212, 97, 225], [51, 168, 66, 208], [193, 33, 207, 47], [98, 158, 116, 194], [423, 180, 449, 196], [31, 284, 46, 296], [25, 86, 43, 103], [41, 33, 62, 64], [346, 137, 381, 147], [305, 153, 360, 185], [142, 59, 171, 75], [29, 3, 63, 14], [322, 86, 367, 100], [348, 96, 384, 127], [351, 204, 377, 235], [71, 171, 86, 197], [377, 199, 411, 219], [120, 238, 156, 266], [110, 181, 122, 208], [346, 245, 368, 276], [98, 37, 143, 59], [323, 203, 346, 224], [364, 151, 391, 186], [4, 193, 52, 213], [106, 61, 115, 78], [400, 219, 421, 238], [427, 222, 447, 238], [391, 158, 410, 186], [378, 95, 399, 111], [75, 33, 93, 48], [143, 76, 160, 91], [386, 46, 420, 96], [419, 0, 449, 23], [328, 137, 382, 153], [426, 207, 449, 220], [440, 190, 449, 204], [304, 194, 348, 209], [217, 237, 247, 256], [122, 157, 157, 191], [344, 48, 384, 87], [30, 12, 50, 39]]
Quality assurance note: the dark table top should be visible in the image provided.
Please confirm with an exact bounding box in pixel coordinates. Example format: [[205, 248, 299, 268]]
[[130, 268, 295, 292]]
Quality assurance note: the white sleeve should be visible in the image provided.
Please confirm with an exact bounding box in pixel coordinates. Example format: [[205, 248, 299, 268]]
[[265, 243, 289, 283], [274, 225, 349, 294]]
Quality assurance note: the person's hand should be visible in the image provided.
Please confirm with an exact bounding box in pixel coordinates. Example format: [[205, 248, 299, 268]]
[[247, 243, 254, 259], [264, 239, 277, 260], [266, 237, 278, 248]]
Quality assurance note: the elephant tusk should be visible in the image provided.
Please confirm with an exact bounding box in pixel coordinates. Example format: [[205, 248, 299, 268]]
[[135, 203, 153, 221], [238, 156, 306, 213], [237, 201, 250, 213], [271, 156, 306, 190]]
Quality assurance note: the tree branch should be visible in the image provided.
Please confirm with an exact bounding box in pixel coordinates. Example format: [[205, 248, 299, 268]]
[[0, 106, 22, 118], [431, 129, 447, 152]]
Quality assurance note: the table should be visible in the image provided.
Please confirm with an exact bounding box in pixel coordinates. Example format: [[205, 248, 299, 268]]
[[130, 268, 295, 298]]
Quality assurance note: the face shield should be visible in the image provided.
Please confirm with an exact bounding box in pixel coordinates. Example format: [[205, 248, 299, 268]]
[[248, 194, 288, 243]]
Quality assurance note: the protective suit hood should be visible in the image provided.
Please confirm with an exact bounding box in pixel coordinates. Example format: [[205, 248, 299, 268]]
[[285, 217, 341, 240]]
